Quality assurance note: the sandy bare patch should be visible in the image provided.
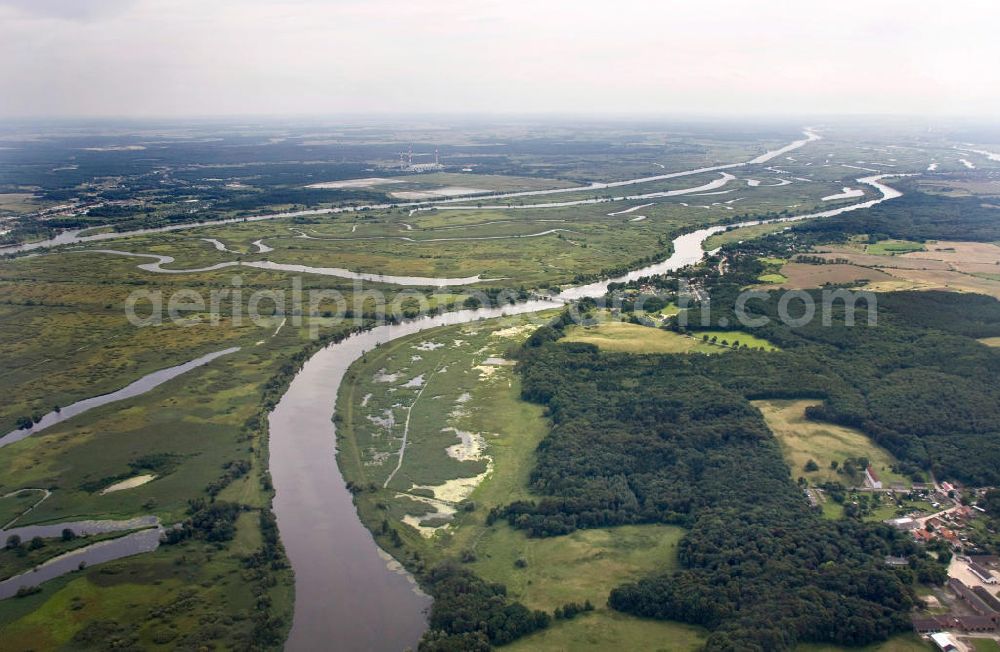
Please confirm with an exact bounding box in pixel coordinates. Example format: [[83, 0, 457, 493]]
[[408, 455, 494, 514], [305, 177, 402, 189], [415, 341, 444, 351], [442, 427, 487, 462], [491, 324, 537, 339], [367, 409, 396, 431], [402, 374, 425, 388], [482, 357, 516, 366], [100, 474, 156, 494], [390, 186, 488, 200], [400, 494, 458, 538], [822, 187, 864, 201], [374, 369, 401, 383], [473, 365, 498, 379]]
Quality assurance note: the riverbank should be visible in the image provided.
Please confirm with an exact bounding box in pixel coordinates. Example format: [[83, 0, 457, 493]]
[[267, 172, 907, 650]]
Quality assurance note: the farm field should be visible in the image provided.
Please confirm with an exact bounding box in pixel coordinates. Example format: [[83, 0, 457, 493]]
[[753, 399, 911, 488], [799, 240, 1000, 298], [771, 261, 894, 288]]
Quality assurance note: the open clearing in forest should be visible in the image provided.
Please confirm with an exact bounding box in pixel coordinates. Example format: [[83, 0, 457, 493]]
[[563, 322, 720, 354], [471, 523, 685, 611], [505, 610, 707, 652], [563, 321, 778, 354], [753, 399, 910, 487], [864, 240, 926, 256]]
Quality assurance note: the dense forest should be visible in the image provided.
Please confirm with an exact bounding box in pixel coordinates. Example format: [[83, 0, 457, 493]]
[[490, 235, 1000, 648], [418, 565, 550, 651], [691, 201, 1000, 486], [501, 338, 930, 650], [790, 188, 1000, 243]]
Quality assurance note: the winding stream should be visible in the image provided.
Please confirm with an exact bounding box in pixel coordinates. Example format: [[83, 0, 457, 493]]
[[0, 347, 240, 449], [269, 171, 902, 651], [0, 131, 818, 256], [0, 527, 162, 600], [77, 250, 497, 286]]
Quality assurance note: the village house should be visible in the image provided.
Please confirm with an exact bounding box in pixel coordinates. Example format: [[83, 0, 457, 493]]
[[970, 562, 998, 585], [865, 465, 883, 490]]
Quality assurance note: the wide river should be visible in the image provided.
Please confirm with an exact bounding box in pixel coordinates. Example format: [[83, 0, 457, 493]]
[[267, 172, 903, 651]]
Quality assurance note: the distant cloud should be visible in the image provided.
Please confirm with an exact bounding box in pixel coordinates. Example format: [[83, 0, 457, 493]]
[[0, 0, 998, 118], [0, 0, 137, 20]]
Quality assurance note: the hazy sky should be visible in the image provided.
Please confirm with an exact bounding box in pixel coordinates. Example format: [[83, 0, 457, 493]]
[[2, 0, 998, 118]]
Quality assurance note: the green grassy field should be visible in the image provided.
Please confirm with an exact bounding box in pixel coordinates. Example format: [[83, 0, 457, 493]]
[[753, 399, 911, 487], [0, 490, 46, 527], [799, 634, 932, 652], [0, 521, 292, 650], [866, 240, 926, 256], [0, 530, 138, 581], [704, 222, 794, 250], [23, 165, 865, 293], [470, 523, 685, 611], [337, 316, 555, 534], [561, 321, 779, 354], [503, 610, 707, 651], [694, 330, 780, 351], [0, 243, 377, 646], [963, 639, 1000, 652], [563, 321, 721, 354]]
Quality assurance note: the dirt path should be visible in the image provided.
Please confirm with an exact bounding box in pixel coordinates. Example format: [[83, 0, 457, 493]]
[[1, 488, 52, 530], [383, 363, 442, 489]]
